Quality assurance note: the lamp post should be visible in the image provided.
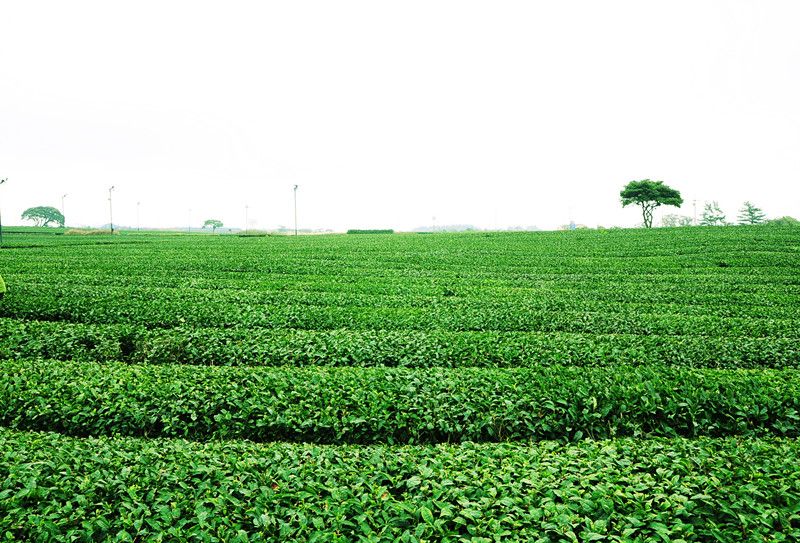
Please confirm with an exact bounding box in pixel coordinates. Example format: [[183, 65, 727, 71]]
[[108, 186, 116, 233], [61, 194, 68, 227], [293, 185, 298, 236], [0, 178, 7, 246]]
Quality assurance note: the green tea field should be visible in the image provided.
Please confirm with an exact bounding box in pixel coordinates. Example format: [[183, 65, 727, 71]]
[[1, 226, 799, 541]]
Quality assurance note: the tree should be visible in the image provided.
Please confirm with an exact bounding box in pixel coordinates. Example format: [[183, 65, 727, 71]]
[[21, 206, 64, 227], [737, 201, 767, 225], [661, 214, 693, 227], [203, 219, 223, 233], [767, 216, 800, 227], [620, 180, 683, 228], [700, 201, 727, 226]]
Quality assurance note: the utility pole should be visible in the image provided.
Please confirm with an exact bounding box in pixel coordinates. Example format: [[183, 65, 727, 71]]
[[108, 186, 116, 233], [61, 194, 68, 227], [0, 178, 7, 246], [293, 185, 299, 236]]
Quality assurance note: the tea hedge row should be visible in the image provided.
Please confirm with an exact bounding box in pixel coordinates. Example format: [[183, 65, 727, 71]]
[[8, 269, 800, 307], [2, 319, 798, 368], [2, 429, 798, 542], [5, 280, 800, 322], [4, 360, 799, 444], [3, 286, 799, 337]]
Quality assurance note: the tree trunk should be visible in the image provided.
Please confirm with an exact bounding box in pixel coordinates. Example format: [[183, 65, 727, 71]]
[[641, 206, 653, 228]]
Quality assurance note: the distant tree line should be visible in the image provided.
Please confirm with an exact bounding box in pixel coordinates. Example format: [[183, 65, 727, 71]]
[[14, 191, 793, 233], [618, 181, 781, 228]]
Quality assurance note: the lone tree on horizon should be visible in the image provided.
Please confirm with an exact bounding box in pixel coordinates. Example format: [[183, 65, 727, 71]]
[[203, 219, 223, 233], [21, 206, 64, 227], [620, 180, 683, 228]]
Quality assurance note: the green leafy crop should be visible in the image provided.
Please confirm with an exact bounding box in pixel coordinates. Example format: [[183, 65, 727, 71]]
[[2, 360, 799, 443], [1, 226, 799, 540], [1, 430, 799, 541]]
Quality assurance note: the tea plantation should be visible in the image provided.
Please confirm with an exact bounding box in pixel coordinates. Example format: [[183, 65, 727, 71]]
[[1, 226, 799, 541]]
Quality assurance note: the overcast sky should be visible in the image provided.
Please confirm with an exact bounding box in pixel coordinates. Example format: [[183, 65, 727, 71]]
[[1, 1, 799, 231]]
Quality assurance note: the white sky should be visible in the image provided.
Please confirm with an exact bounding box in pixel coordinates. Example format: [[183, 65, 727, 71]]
[[1, 1, 799, 231]]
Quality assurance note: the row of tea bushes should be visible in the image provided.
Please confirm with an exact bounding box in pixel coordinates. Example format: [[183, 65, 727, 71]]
[[3, 359, 799, 444], [2, 319, 798, 368], [3, 286, 799, 337], [2, 429, 798, 542]]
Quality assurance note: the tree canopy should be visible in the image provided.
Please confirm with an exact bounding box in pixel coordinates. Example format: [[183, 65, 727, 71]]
[[203, 219, 223, 232], [620, 180, 683, 228], [21, 206, 64, 227]]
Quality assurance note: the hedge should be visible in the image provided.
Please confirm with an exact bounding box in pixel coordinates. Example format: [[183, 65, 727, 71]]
[[2, 429, 799, 541], [3, 360, 799, 444]]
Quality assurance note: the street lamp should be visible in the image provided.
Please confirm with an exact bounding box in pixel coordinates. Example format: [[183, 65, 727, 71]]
[[61, 194, 68, 227], [108, 186, 116, 234], [0, 178, 7, 246], [293, 185, 299, 236]]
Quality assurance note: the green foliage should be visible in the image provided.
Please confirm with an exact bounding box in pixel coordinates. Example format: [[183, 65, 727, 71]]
[[768, 216, 800, 227], [202, 219, 223, 232], [700, 201, 727, 226], [2, 227, 800, 538], [620, 180, 683, 228], [20, 206, 65, 227], [3, 359, 800, 443], [2, 319, 800, 368], [2, 429, 799, 541], [738, 201, 767, 225], [347, 229, 394, 234], [660, 214, 693, 227]]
